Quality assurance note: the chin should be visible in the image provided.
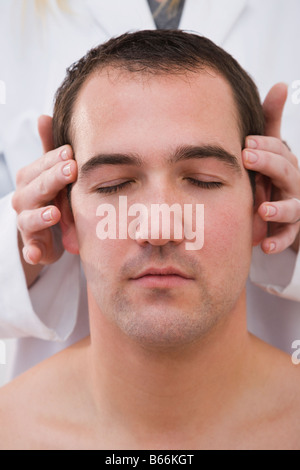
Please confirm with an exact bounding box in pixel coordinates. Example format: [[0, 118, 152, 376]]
[[114, 305, 219, 350]]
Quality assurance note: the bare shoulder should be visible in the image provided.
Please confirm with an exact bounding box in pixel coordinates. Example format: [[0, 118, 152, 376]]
[[253, 334, 300, 402], [250, 335, 300, 446], [278, 349, 300, 415], [269, 347, 300, 449], [0, 338, 90, 450]]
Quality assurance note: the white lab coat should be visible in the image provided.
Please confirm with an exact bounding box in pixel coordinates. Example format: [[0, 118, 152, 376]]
[[0, 0, 299, 383]]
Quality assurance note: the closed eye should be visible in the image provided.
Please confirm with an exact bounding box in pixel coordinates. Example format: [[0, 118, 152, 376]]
[[96, 180, 135, 195], [186, 178, 223, 189], [96, 178, 223, 195]]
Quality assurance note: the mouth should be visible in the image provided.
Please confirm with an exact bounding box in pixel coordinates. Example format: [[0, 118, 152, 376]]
[[130, 267, 194, 288]]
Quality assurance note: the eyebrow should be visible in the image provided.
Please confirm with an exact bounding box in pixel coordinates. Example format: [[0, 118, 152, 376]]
[[79, 153, 142, 180], [79, 145, 242, 180], [170, 145, 241, 172]]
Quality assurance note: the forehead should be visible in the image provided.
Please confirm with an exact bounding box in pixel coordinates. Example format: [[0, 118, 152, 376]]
[[71, 68, 241, 164]]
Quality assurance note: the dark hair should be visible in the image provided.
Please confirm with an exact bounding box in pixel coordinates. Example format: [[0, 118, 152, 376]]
[[53, 30, 265, 194]]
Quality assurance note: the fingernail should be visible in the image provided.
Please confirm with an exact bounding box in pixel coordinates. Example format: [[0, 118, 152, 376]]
[[264, 205, 277, 218], [63, 163, 72, 177], [268, 242, 276, 253], [247, 139, 258, 149], [61, 149, 69, 161], [42, 208, 53, 222], [245, 151, 258, 164]]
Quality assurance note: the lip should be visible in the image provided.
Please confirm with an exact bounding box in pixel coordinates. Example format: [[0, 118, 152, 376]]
[[130, 267, 194, 288], [132, 267, 193, 279]]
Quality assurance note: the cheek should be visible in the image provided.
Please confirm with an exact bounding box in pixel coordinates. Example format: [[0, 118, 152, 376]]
[[74, 205, 128, 282], [202, 200, 253, 273]]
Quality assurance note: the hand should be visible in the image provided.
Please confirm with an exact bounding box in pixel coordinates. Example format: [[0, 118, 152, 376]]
[[243, 83, 300, 254], [12, 115, 77, 270]]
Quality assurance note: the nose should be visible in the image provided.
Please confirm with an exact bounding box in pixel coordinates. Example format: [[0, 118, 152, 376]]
[[133, 201, 185, 248]]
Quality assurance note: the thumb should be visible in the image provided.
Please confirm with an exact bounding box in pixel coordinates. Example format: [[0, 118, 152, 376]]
[[38, 115, 54, 154], [263, 82, 288, 139]]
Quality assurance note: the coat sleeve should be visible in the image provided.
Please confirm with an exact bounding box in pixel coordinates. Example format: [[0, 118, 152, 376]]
[[250, 244, 300, 302], [0, 193, 81, 340]]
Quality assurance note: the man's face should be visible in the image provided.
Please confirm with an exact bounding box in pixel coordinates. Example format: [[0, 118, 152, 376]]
[[64, 68, 264, 347]]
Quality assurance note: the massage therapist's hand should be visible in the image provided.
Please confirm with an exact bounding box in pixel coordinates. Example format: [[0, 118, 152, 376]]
[[12, 115, 77, 282], [243, 83, 300, 254]]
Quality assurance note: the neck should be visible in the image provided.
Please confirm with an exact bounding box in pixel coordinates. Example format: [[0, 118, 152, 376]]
[[87, 290, 254, 446]]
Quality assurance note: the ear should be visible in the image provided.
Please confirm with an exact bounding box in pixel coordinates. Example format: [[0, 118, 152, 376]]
[[55, 188, 79, 255], [252, 174, 272, 247]]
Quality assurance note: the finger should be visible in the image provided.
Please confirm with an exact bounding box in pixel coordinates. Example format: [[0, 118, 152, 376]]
[[38, 115, 54, 154], [261, 223, 300, 255], [22, 224, 64, 266], [15, 144, 73, 187], [23, 241, 63, 265], [242, 149, 300, 193], [245, 135, 298, 167], [17, 206, 61, 236], [263, 83, 288, 138], [13, 160, 77, 212], [22, 243, 43, 265], [258, 199, 300, 225]]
